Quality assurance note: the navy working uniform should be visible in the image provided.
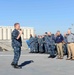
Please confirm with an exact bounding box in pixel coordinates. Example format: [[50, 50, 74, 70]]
[[44, 35, 49, 53], [47, 35, 56, 58], [29, 36, 35, 53], [34, 36, 39, 53], [11, 29, 22, 65], [38, 37, 44, 53], [63, 36, 68, 55]]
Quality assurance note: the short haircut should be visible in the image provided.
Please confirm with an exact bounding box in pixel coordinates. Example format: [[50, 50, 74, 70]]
[[14, 23, 20, 27], [45, 32, 47, 34]]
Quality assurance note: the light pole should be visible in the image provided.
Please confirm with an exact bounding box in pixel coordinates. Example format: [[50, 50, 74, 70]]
[[72, 24, 74, 33], [71, 24, 74, 28]]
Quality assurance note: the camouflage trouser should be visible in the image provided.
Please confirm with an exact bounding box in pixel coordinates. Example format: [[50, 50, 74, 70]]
[[44, 43, 55, 54], [63, 44, 68, 55], [35, 43, 38, 52], [13, 46, 21, 64], [49, 45, 55, 56], [44, 44, 48, 53], [39, 44, 43, 53], [30, 43, 35, 52]]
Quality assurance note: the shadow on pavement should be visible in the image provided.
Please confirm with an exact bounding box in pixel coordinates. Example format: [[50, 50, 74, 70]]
[[19, 60, 34, 68]]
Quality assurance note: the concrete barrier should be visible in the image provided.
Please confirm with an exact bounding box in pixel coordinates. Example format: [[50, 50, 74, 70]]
[[0, 40, 28, 51]]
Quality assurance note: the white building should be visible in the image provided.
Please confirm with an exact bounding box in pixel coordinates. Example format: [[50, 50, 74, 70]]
[[0, 26, 35, 40]]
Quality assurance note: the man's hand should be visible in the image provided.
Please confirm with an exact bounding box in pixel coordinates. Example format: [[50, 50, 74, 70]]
[[16, 30, 23, 40], [19, 30, 23, 35]]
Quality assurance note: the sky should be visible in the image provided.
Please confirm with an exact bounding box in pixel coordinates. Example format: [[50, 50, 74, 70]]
[[0, 0, 74, 35]]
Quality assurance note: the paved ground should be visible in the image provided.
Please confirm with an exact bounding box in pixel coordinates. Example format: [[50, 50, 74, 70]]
[[0, 50, 74, 75]]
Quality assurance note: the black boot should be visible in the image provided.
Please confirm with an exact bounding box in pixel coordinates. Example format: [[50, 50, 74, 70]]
[[51, 55, 56, 58], [48, 55, 56, 58], [14, 64, 22, 69], [48, 56, 52, 58], [11, 62, 15, 66]]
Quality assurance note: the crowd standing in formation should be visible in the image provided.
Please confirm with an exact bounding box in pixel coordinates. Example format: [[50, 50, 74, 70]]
[[28, 30, 74, 60]]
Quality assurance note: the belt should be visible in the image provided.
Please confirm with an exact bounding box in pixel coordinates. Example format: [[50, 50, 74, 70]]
[[67, 42, 74, 44], [57, 42, 62, 44]]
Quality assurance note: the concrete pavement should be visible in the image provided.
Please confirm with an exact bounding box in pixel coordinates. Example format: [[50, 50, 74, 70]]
[[0, 50, 74, 75]]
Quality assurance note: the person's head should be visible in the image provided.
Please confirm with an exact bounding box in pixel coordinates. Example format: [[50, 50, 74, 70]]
[[34, 34, 37, 37], [57, 31, 61, 36], [38, 35, 41, 38], [40, 36, 42, 38], [48, 32, 51, 36], [42, 35, 44, 38], [14, 23, 20, 30], [38, 35, 40, 38], [30, 34, 33, 38], [45, 32, 48, 36], [67, 29, 71, 34]]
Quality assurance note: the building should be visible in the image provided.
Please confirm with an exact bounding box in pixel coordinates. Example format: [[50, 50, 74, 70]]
[[0, 26, 35, 40]]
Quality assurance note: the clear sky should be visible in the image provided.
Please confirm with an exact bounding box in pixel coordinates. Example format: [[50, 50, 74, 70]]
[[0, 0, 74, 34]]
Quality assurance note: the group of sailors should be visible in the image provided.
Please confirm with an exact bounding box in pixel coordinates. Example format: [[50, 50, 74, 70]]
[[27, 29, 74, 60]]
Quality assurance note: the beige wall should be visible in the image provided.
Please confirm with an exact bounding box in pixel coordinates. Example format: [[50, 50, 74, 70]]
[[0, 26, 35, 40], [0, 27, 2, 40]]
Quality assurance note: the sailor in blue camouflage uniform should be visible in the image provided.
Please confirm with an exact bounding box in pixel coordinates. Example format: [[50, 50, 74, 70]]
[[29, 34, 35, 53], [63, 33, 68, 55], [11, 23, 22, 69], [47, 32, 56, 58], [34, 35, 39, 53], [38, 36, 44, 53], [43, 32, 49, 53]]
